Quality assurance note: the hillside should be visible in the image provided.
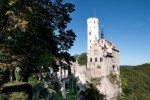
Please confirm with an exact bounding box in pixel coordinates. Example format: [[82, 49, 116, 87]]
[[120, 64, 150, 100]]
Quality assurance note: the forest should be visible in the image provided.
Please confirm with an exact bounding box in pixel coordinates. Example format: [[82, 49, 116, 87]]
[[120, 63, 150, 100]]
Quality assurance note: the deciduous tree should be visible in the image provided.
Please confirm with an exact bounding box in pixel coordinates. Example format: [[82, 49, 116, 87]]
[[0, 0, 76, 81]]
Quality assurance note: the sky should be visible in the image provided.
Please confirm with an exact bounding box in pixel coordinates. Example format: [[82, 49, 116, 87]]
[[66, 0, 150, 65]]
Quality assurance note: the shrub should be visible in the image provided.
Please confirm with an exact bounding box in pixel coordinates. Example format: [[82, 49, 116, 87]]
[[28, 74, 39, 88], [108, 72, 118, 84], [91, 77, 101, 86], [79, 84, 105, 100], [77, 53, 87, 65]]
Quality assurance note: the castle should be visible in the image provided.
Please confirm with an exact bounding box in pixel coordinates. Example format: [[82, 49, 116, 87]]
[[87, 17, 121, 99], [71, 17, 121, 99], [58, 17, 121, 99]]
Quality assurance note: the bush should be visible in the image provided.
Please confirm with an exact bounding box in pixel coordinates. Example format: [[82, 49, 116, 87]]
[[77, 53, 87, 65], [91, 77, 101, 86], [0, 93, 7, 100], [79, 84, 105, 100], [108, 72, 118, 84], [28, 74, 39, 88]]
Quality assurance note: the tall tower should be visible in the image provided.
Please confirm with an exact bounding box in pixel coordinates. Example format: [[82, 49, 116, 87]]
[[87, 17, 99, 52]]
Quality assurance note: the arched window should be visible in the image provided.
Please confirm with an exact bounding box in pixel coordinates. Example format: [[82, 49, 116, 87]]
[[95, 58, 97, 62], [90, 58, 92, 62], [100, 57, 103, 62]]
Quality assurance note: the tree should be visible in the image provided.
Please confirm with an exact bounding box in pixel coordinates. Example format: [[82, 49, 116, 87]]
[[79, 84, 105, 100], [0, 0, 76, 81], [77, 53, 87, 65]]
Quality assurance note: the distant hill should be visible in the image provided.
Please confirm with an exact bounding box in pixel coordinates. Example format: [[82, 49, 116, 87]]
[[120, 64, 150, 100]]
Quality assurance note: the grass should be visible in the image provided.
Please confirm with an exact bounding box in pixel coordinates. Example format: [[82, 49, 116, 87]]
[[1, 81, 32, 100], [3, 81, 27, 87], [8, 92, 28, 100]]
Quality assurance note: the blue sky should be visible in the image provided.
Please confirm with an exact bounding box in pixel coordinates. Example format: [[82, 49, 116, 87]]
[[67, 0, 150, 65]]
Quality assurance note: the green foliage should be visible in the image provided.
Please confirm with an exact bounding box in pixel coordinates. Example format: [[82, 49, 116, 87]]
[[53, 78, 78, 100], [77, 53, 87, 65], [35, 50, 56, 70], [0, 0, 76, 81], [108, 72, 118, 84], [8, 92, 28, 100], [91, 77, 101, 86], [0, 67, 5, 84], [1, 82, 32, 99], [120, 64, 150, 100], [0, 93, 7, 100], [3, 82, 27, 87], [28, 74, 39, 88], [79, 84, 105, 100]]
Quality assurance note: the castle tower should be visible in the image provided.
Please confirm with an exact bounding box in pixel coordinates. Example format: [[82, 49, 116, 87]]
[[87, 17, 99, 52]]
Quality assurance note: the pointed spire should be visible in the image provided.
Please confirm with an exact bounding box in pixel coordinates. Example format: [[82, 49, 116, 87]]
[[101, 25, 104, 39]]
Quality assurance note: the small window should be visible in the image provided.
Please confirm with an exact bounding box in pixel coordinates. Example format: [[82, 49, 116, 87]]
[[89, 32, 91, 35], [112, 65, 115, 69], [90, 40, 91, 43], [100, 57, 103, 62], [95, 58, 97, 62], [90, 58, 92, 62], [94, 26, 95, 29], [94, 21, 95, 24], [97, 65, 101, 69]]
